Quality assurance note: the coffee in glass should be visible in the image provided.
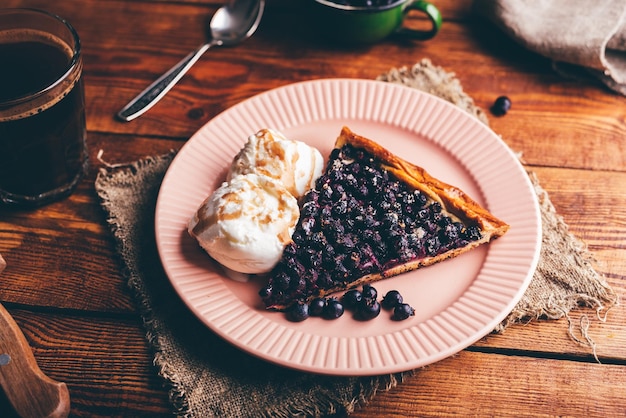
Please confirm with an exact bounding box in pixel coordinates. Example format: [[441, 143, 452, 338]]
[[0, 9, 88, 207]]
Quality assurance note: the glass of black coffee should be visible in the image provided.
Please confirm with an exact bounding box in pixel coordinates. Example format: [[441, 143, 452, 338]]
[[0, 9, 88, 207]]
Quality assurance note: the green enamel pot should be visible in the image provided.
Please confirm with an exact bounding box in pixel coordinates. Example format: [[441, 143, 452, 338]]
[[311, 0, 442, 44]]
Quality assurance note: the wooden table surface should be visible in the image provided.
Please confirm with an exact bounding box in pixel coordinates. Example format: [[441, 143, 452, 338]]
[[2, 0, 625, 416]]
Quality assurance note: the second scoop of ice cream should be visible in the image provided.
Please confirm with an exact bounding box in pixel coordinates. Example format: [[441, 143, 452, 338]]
[[188, 173, 300, 274], [228, 128, 324, 199]]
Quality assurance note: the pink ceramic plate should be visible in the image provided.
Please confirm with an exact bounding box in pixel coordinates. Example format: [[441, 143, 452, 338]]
[[155, 79, 541, 375]]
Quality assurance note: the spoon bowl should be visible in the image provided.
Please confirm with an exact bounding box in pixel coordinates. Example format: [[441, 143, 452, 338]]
[[211, 0, 264, 46], [117, 0, 265, 122]]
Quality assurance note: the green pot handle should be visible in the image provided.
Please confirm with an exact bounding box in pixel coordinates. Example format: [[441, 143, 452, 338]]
[[397, 0, 443, 40]]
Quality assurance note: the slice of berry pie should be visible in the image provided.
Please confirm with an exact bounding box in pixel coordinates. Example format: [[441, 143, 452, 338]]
[[259, 126, 509, 310]]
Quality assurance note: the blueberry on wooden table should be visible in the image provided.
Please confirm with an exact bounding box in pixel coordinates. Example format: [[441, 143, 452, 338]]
[[491, 96, 512, 116]]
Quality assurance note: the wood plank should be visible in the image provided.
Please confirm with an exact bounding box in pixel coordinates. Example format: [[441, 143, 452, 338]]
[[7, 3, 623, 155], [476, 166, 626, 360], [474, 302, 626, 361], [79, 17, 542, 138], [350, 349, 626, 417], [1, 308, 624, 417], [0, 309, 171, 417], [11, 0, 624, 173], [115, 0, 474, 20]]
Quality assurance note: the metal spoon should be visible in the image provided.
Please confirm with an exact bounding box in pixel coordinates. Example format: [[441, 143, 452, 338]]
[[117, 0, 265, 122]]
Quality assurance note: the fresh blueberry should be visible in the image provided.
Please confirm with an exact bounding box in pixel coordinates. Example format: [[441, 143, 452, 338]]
[[286, 302, 309, 322], [381, 290, 403, 310], [392, 303, 415, 321], [355, 299, 381, 321], [309, 297, 326, 317], [341, 289, 363, 310], [491, 96, 512, 116], [361, 284, 378, 301], [323, 298, 345, 319]]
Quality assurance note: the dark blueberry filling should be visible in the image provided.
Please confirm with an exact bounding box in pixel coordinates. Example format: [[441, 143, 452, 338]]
[[260, 143, 483, 309]]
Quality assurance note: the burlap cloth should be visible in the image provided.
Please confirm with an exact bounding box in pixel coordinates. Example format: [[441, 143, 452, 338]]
[[95, 59, 617, 417], [473, 0, 626, 95]]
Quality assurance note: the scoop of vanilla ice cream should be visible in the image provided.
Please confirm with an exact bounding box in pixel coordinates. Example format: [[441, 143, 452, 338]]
[[228, 128, 324, 198], [188, 173, 300, 274]]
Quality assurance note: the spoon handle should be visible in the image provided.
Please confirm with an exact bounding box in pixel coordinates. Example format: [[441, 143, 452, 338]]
[[117, 41, 214, 122]]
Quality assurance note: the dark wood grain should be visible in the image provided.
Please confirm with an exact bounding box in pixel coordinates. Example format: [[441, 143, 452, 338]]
[[1, 0, 624, 416], [0, 309, 624, 417], [0, 310, 171, 417], [0, 304, 70, 418]]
